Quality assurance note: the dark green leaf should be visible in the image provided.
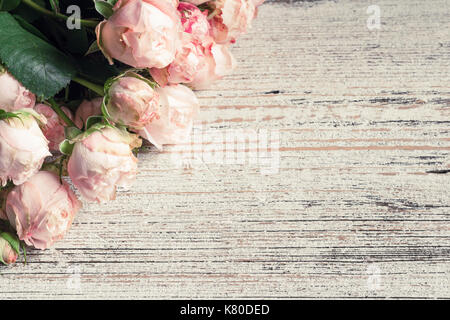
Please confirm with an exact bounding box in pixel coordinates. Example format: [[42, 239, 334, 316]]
[[0, 12, 77, 99], [0, 0, 21, 11], [85, 40, 100, 56], [94, 0, 113, 19], [76, 57, 120, 84]]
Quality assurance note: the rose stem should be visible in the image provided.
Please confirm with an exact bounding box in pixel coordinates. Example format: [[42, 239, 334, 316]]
[[72, 76, 105, 96], [47, 98, 77, 128], [22, 0, 99, 28]]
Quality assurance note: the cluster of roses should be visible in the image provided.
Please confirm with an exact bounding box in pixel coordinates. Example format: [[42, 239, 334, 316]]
[[0, 0, 265, 265]]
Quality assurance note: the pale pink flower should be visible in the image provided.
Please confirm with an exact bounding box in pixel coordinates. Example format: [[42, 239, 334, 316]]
[[164, 0, 179, 7], [182, 0, 209, 5], [0, 112, 51, 186], [0, 71, 35, 111], [96, 0, 182, 69], [5, 171, 81, 250], [210, 0, 256, 44], [34, 104, 73, 152], [106, 75, 160, 130], [178, 2, 210, 40], [139, 84, 199, 150], [74, 98, 103, 129], [150, 35, 235, 90], [253, 0, 265, 6], [190, 39, 236, 89], [68, 127, 142, 203], [0, 237, 18, 265]]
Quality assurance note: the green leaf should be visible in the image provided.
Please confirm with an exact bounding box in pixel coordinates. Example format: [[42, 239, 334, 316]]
[[0, 232, 20, 254], [0, 109, 21, 120], [0, 12, 77, 99], [94, 0, 113, 19], [106, 0, 118, 5], [85, 41, 100, 56], [85, 115, 104, 130], [0, 0, 21, 11], [65, 126, 82, 140], [59, 139, 75, 155]]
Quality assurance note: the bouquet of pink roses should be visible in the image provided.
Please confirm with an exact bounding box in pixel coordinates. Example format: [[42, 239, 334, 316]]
[[0, 0, 264, 265]]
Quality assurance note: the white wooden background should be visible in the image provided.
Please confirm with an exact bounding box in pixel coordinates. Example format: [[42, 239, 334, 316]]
[[1, 0, 449, 299]]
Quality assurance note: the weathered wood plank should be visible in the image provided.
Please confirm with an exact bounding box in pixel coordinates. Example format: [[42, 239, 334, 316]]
[[0, 0, 449, 299]]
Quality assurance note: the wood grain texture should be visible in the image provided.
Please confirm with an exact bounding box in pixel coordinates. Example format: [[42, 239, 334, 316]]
[[1, 0, 449, 299]]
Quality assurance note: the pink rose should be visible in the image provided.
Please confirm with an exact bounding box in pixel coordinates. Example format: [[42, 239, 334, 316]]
[[105, 75, 160, 130], [190, 39, 236, 89], [178, 2, 210, 40], [74, 98, 103, 129], [0, 236, 18, 265], [96, 0, 182, 69], [139, 84, 199, 150], [150, 35, 235, 90], [182, 0, 209, 5], [164, 0, 179, 7], [0, 71, 35, 111], [210, 0, 256, 44], [253, 0, 265, 6], [5, 171, 81, 250], [0, 112, 51, 186], [34, 104, 73, 152], [68, 126, 142, 203]]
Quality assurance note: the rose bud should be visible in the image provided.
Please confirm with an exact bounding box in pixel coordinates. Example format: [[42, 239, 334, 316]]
[[0, 237, 18, 265], [74, 98, 103, 129], [68, 126, 142, 203], [0, 111, 51, 186], [209, 0, 256, 44], [96, 0, 182, 69], [5, 171, 81, 250], [138, 84, 199, 150], [0, 71, 35, 111], [34, 104, 73, 152], [150, 34, 235, 90], [105, 75, 160, 131], [178, 2, 210, 41]]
